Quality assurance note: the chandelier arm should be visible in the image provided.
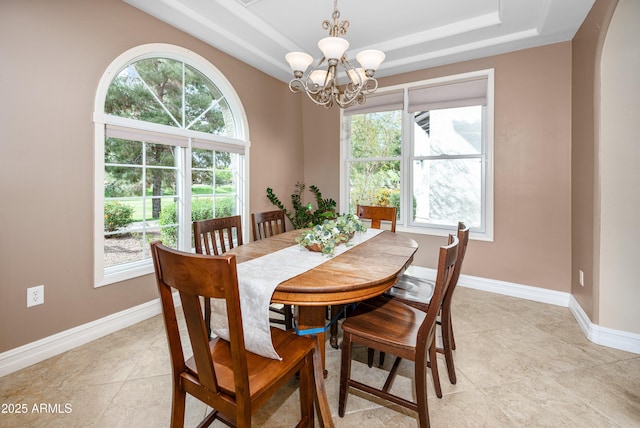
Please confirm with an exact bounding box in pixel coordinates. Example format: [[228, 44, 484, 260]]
[[303, 56, 329, 95], [341, 57, 363, 88], [363, 78, 379, 94]]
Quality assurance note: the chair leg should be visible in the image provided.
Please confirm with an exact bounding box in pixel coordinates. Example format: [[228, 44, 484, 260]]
[[284, 304, 293, 330], [171, 383, 186, 428], [338, 332, 353, 417], [329, 304, 345, 349], [441, 312, 457, 384], [415, 355, 431, 428], [450, 317, 456, 350], [312, 341, 333, 428], [429, 336, 442, 398], [382, 356, 402, 392], [298, 353, 314, 426], [367, 347, 386, 368]]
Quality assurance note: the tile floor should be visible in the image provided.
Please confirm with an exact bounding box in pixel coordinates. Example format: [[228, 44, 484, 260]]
[[1, 286, 639, 427]]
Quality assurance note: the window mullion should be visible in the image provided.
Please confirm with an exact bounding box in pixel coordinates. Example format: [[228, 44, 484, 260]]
[[179, 143, 192, 252], [402, 89, 412, 228], [141, 142, 148, 250]]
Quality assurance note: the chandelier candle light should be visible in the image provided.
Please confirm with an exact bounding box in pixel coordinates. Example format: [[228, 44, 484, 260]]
[[285, 0, 385, 109]]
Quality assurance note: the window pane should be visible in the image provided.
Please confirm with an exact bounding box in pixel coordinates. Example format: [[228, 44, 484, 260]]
[[105, 59, 236, 136], [105, 138, 142, 164], [349, 111, 402, 158], [192, 147, 213, 168], [414, 106, 482, 156], [191, 150, 239, 224], [158, 201, 180, 248], [105, 166, 142, 198], [105, 60, 176, 126], [184, 64, 235, 135], [146, 168, 177, 198], [348, 160, 401, 213], [104, 138, 179, 265], [412, 158, 481, 228], [145, 143, 175, 166], [104, 230, 144, 268], [192, 171, 213, 194]]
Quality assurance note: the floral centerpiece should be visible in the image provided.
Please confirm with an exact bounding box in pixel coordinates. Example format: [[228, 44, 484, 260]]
[[295, 213, 367, 256]]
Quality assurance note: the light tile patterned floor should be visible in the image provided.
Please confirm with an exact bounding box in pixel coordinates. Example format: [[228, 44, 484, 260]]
[[1, 287, 639, 427]]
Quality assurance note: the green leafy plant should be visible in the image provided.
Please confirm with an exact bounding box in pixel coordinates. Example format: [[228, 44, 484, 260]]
[[295, 213, 367, 256], [104, 201, 134, 233], [266, 182, 337, 229]]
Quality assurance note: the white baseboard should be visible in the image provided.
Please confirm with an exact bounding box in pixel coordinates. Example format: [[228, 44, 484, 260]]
[[1, 274, 638, 378], [569, 295, 640, 354], [406, 265, 639, 354], [406, 265, 570, 306], [0, 298, 164, 377]]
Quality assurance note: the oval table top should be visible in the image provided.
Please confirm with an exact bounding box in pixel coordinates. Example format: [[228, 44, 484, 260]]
[[227, 229, 419, 307]]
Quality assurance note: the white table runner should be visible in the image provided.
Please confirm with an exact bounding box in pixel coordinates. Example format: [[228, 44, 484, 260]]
[[210, 228, 383, 360]]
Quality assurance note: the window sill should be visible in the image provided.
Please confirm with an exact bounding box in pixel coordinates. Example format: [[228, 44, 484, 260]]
[[396, 225, 493, 242], [96, 261, 154, 287]]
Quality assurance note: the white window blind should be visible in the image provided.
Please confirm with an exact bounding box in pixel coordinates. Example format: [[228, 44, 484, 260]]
[[105, 124, 189, 147], [343, 90, 404, 116], [408, 77, 487, 112]]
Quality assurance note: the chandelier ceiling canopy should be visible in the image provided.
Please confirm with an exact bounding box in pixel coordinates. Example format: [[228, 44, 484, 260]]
[[285, 0, 385, 109]]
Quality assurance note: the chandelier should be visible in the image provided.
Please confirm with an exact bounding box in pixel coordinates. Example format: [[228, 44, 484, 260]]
[[285, 0, 385, 109]]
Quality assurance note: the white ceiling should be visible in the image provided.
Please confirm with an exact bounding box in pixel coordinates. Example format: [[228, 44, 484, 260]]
[[124, 0, 595, 83]]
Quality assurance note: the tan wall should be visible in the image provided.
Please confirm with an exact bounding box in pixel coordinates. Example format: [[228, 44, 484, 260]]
[[2, 0, 632, 355], [0, 0, 303, 352], [304, 43, 573, 293], [571, 0, 618, 323], [599, 0, 640, 334]]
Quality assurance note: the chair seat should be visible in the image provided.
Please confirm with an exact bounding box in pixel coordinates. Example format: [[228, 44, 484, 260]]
[[341, 297, 426, 360], [385, 274, 435, 309], [186, 327, 316, 398]]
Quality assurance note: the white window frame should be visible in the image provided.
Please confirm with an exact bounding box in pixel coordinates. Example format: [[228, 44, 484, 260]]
[[340, 69, 494, 241], [93, 44, 250, 287]]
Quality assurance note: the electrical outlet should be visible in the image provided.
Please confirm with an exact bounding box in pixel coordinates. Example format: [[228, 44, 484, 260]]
[[27, 285, 44, 307], [579, 270, 584, 287]]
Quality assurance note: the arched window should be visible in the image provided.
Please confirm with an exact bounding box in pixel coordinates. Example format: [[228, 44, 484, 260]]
[[94, 44, 249, 287]]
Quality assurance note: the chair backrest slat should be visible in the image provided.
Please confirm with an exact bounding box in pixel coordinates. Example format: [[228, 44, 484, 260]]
[[251, 210, 286, 241]]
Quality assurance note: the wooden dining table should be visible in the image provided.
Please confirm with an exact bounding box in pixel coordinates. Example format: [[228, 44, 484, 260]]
[[226, 228, 419, 371]]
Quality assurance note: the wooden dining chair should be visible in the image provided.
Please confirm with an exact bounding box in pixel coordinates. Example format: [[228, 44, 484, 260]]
[[251, 209, 293, 330], [338, 234, 459, 428], [329, 205, 397, 348], [356, 204, 397, 232], [383, 222, 470, 387], [251, 209, 287, 241], [193, 215, 243, 338], [151, 241, 333, 428]]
